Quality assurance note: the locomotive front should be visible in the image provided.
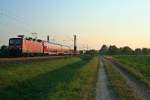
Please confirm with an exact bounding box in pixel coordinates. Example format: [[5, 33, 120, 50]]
[[9, 38, 22, 56]]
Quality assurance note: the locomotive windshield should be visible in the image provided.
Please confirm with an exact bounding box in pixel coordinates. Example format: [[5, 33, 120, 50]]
[[9, 38, 21, 45]]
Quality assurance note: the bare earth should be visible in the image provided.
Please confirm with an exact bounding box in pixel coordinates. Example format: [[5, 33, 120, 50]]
[[95, 57, 115, 100]]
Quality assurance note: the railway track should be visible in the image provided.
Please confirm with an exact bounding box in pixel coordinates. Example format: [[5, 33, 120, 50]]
[[0, 56, 65, 63]]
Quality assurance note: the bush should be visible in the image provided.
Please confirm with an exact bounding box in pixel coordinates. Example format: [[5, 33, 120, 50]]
[[0, 45, 9, 57], [80, 54, 93, 61]]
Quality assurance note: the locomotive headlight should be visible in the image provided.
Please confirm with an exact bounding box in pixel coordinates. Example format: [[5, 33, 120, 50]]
[[19, 47, 22, 50], [16, 45, 21, 50]]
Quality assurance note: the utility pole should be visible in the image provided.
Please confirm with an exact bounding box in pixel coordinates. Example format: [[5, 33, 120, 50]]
[[74, 35, 77, 53], [87, 44, 89, 51], [47, 35, 50, 42]]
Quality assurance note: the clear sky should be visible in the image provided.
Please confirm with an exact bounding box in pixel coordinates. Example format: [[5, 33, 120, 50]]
[[0, 0, 150, 49]]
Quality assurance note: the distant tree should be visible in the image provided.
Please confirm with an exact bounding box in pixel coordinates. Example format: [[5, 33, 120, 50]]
[[149, 49, 150, 54], [118, 47, 124, 55], [134, 48, 142, 55], [86, 49, 98, 56], [99, 44, 108, 55], [99, 44, 150, 55], [0, 47, 1, 55], [107, 45, 119, 55], [121, 46, 133, 55], [1, 45, 8, 50], [0, 45, 9, 57], [142, 48, 149, 55], [79, 50, 85, 55]]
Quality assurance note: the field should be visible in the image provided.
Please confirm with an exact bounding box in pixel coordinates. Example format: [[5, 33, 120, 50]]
[[1, 55, 149, 100], [0, 56, 98, 100], [114, 55, 150, 86], [104, 59, 139, 100]]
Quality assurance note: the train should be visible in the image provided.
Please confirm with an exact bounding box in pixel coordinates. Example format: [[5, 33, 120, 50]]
[[9, 35, 76, 56]]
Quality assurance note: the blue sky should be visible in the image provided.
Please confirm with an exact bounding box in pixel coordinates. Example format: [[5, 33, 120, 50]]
[[0, 0, 150, 49]]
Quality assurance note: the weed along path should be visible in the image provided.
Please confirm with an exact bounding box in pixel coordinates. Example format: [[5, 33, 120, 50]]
[[95, 57, 115, 100], [106, 59, 150, 100]]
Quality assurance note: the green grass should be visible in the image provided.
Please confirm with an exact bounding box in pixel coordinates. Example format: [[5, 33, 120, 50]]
[[0, 56, 98, 100], [114, 55, 150, 86], [104, 59, 140, 100]]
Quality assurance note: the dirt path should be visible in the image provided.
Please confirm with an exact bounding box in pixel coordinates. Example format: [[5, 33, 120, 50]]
[[107, 59, 150, 100], [95, 57, 115, 100]]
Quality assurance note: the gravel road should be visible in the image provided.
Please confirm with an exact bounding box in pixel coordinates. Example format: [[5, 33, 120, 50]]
[[95, 57, 116, 100]]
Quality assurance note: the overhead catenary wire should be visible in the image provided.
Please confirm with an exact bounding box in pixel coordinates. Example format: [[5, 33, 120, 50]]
[[0, 9, 32, 33], [0, 9, 84, 50]]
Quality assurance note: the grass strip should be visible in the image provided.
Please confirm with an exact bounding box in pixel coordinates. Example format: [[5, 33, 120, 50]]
[[114, 56, 150, 78], [48, 57, 99, 100], [0, 57, 80, 88], [0, 56, 98, 100], [104, 59, 140, 100], [113, 56, 150, 87]]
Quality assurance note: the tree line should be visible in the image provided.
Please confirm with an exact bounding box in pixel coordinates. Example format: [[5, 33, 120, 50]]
[[0, 45, 9, 57], [100, 44, 150, 55]]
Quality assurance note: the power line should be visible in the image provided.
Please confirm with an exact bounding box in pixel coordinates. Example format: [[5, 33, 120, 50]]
[[0, 9, 32, 32]]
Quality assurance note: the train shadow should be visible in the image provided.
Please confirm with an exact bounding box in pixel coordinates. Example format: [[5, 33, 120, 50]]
[[0, 59, 90, 100]]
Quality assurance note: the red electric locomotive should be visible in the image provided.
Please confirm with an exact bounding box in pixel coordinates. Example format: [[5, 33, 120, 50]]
[[9, 35, 74, 56]]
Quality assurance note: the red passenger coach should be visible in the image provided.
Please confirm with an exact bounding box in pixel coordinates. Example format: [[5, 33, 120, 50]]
[[9, 35, 75, 56], [43, 42, 61, 54], [61, 46, 73, 54], [43, 42, 72, 55]]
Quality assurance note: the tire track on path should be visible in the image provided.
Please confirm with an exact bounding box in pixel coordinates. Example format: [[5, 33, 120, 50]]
[[95, 57, 115, 100], [106, 59, 150, 100]]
